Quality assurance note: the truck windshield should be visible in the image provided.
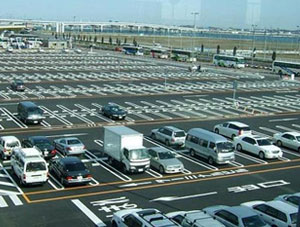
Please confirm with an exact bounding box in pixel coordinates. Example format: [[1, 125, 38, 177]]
[[129, 149, 149, 160], [216, 142, 233, 153], [26, 162, 47, 172]]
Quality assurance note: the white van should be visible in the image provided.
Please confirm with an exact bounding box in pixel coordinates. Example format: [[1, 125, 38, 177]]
[[11, 148, 48, 185], [185, 128, 235, 165], [0, 136, 21, 160]]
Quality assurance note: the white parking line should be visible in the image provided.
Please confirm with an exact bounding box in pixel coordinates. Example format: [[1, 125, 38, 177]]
[[72, 199, 106, 227], [235, 151, 268, 164], [145, 169, 163, 178], [0, 196, 8, 207], [9, 194, 23, 206]]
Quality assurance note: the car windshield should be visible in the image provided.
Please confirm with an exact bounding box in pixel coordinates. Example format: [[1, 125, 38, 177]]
[[34, 139, 51, 146], [242, 215, 266, 227], [257, 139, 271, 146], [65, 162, 86, 172], [296, 136, 300, 142], [111, 106, 121, 112], [6, 141, 20, 148], [26, 162, 46, 172], [28, 107, 42, 115], [241, 126, 251, 131], [67, 139, 81, 145], [174, 131, 185, 137], [216, 142, 233, 153], [290, 213, 297, 224], [129, 149, 149, 160], [158, 151, 175, 159]]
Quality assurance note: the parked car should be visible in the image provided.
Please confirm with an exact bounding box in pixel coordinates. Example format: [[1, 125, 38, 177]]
[[273, 131, 300, 152], [147, 147, 184, 174], [274, 192, 300, 207], [18, 101, 45, 125], [214, 121, 252, 139], [10, 79, 25, 91], [0, 136, 21, 160], [101, 103, 127, 120], [49, 156, 92, 186], [111, 208, 181, 227], [203, 205, 269, 227], [151, 126, 186, 147], [166, 210, 225, 227], [53, 137, 86, 156], [233, 135, 282, 159], [241, 200, 297, 227], [21, 136, 57, 160]]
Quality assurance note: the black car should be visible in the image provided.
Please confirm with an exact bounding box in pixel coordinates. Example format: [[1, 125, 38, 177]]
[[11, 79, 25, 91], [21, 136, 56, 160], [101, 104, 127, 120], [49, 157, 92, 186]]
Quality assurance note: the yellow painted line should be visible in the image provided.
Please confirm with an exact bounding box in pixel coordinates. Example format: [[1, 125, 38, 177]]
[[26, 163, 300, 204], [24, 158, 300, 196]]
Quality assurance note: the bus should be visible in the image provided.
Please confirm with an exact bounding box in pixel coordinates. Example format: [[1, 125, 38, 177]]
[[171, 49, 197, 62], [272, 60, 300, 76], [150, 48, 169, 59], [122, 45, 143, 56], [213, 54, 245, 68]]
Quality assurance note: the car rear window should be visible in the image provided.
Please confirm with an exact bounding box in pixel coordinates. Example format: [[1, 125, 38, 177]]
[[242, 215, 266, 227], [26, 162, 47, 172], [174, 131, 185, 137], [6, 141, 20, 148], [241, 127, 251, 131], [67, 139, 81, 145], [65, 162, 86, 171], [257, 139, 271, 146]]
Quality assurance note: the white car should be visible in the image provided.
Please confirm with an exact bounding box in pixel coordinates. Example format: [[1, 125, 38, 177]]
[[214, 121, 252, 139], [241, 200, 297, 227], [274, 192, 300, 208], [0, 136, 21, 160], [234, 135, 282, 159], [166, 210, 225, 227], [273, 131, 300, 152], [111, 208, 180, 227]]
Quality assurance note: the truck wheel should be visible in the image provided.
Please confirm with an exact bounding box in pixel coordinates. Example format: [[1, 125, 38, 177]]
[[259, 151, 265, 160], [190, 149, 195, 157], [122, 165, 128, 174], [208, 157, 214, 165], [159, 165, 165, 174], [151, 133, 156, 140], [165, 140, 170, 146], [107, 157, 113, 165]]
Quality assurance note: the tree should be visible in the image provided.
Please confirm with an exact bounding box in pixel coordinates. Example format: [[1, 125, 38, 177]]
[[233, 46, 237, 56], [201, 44, 204, 53], [133, 38, 137, 46], [272, 51, 276, 61], [101, 37, 104, 44], [124, 37, 127, 44], [109, 36, 112, 45], [116, 38, 119, 45], [216, 45, 220, 54], [52, 32, 54, 36], [55, 33, 58, 39], [62, 33, 65, 39], [94, 36, 97, 43]]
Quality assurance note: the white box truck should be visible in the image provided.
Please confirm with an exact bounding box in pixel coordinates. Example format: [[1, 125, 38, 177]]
[[104, 126, 150, 173]]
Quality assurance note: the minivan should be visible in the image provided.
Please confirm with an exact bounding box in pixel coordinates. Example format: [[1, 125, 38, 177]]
[[185, 128, 235, 165], [17, 101, 44, 124], [11, 148, 48, 186], [0, 136, 21, 160]]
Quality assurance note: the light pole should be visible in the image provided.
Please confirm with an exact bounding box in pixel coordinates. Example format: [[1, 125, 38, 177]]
[[251, 24, 257, 65], [191, 12, 199, 29], [297, 26, 300, 55]]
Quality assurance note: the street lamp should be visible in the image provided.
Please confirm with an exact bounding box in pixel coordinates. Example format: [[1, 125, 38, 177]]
[[191, 12, 199, 29], [297, 25, 300, 55], [251, 24, 257, 65]]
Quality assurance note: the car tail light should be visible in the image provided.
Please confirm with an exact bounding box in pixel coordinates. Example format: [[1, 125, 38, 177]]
[[66, 176, 73, 181], [66, 147, 72, 151], [23, 174, 26, 180], [171, 138, 175, 142], [86, 174, 92, 178], [47, 172, 50, 177], [3, 148, 6, 153], [238, 130, 243, 136], [51, 149, 57, 155], [83, 146, 86, 150]]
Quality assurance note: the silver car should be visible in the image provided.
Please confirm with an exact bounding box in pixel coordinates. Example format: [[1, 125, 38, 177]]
[[147, 147, 184, 173], [166, 210, 225, 227], [53, 137, 86, 156], [203, 205, 269, 227], [274, 192, 300, 208], [241, 200, 297, 227], [273, 131, 300, 152], [151, 126, 186, 147], [214, 121, 252, 140]]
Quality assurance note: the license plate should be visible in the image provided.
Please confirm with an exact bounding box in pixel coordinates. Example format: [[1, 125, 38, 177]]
[[138, 169, 143, 172], [77, 176, 83, 180], [119, 116, 122, 119], [34, 121, 38, 124]]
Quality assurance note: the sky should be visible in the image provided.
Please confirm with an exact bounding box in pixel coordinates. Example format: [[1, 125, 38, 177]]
[[1, 0, 299, 30]]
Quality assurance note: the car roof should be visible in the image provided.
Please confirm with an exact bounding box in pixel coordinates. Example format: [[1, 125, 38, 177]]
[[283, 131, 300, 136], [29, 136, 49, 140], [265, 201, 297, 213], [240, 134, 268, 140], [149, 147, 171, 153], [222, 206, 258, 218], [1, 136, 19, 141], [63, 137, 80, 141], [225, 121, 250, 127], [59, 156, 82, 164], [188, 128, 228, 142], [163, 126, 185, 132]]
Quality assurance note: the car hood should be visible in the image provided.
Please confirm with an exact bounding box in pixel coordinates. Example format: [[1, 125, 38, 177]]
[[112, 110, 126, 115], [159, 158, 183, 167], [261, 145, 281, 151]]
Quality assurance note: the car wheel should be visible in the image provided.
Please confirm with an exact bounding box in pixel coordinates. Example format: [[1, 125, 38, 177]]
[[259, 151, 265, 160], [190, 149, 195, 157], [107, 157, 113, 165], [276, 140, 282, 147], [215, 128, 219, 134], [208, 157, 214, 165], [231, 134, 236, 140], [159, 165, 165, 174], [298, 147, 300, 153], [236, 144, 242, 151], [151, 133, 156, 140], [165, 140, 170, 146], [111, 221, 118, 227]]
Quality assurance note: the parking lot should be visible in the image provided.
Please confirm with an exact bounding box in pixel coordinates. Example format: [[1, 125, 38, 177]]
[[0, 50, 300, 227]]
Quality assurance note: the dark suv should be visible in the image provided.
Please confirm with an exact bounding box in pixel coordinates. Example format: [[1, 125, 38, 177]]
[[101, 104, 127, 120], [11, 79, 25, 91]]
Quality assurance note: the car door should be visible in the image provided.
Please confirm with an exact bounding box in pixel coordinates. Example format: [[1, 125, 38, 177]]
[[281, 133, 293, 149], [156, 128, 167, 142], [219, 123, 229, 137], [148, 149, 159, 169], [214, 210, 238, 227], [56, 139, 65, 151], [263, 206, 287, 227], [286, 134, 298, 150], [241, 137, 255, 153]]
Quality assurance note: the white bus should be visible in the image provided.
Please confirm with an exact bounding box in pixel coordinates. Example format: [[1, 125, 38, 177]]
[[213, 54, 245, 68], [272, 60, 300, 76]]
